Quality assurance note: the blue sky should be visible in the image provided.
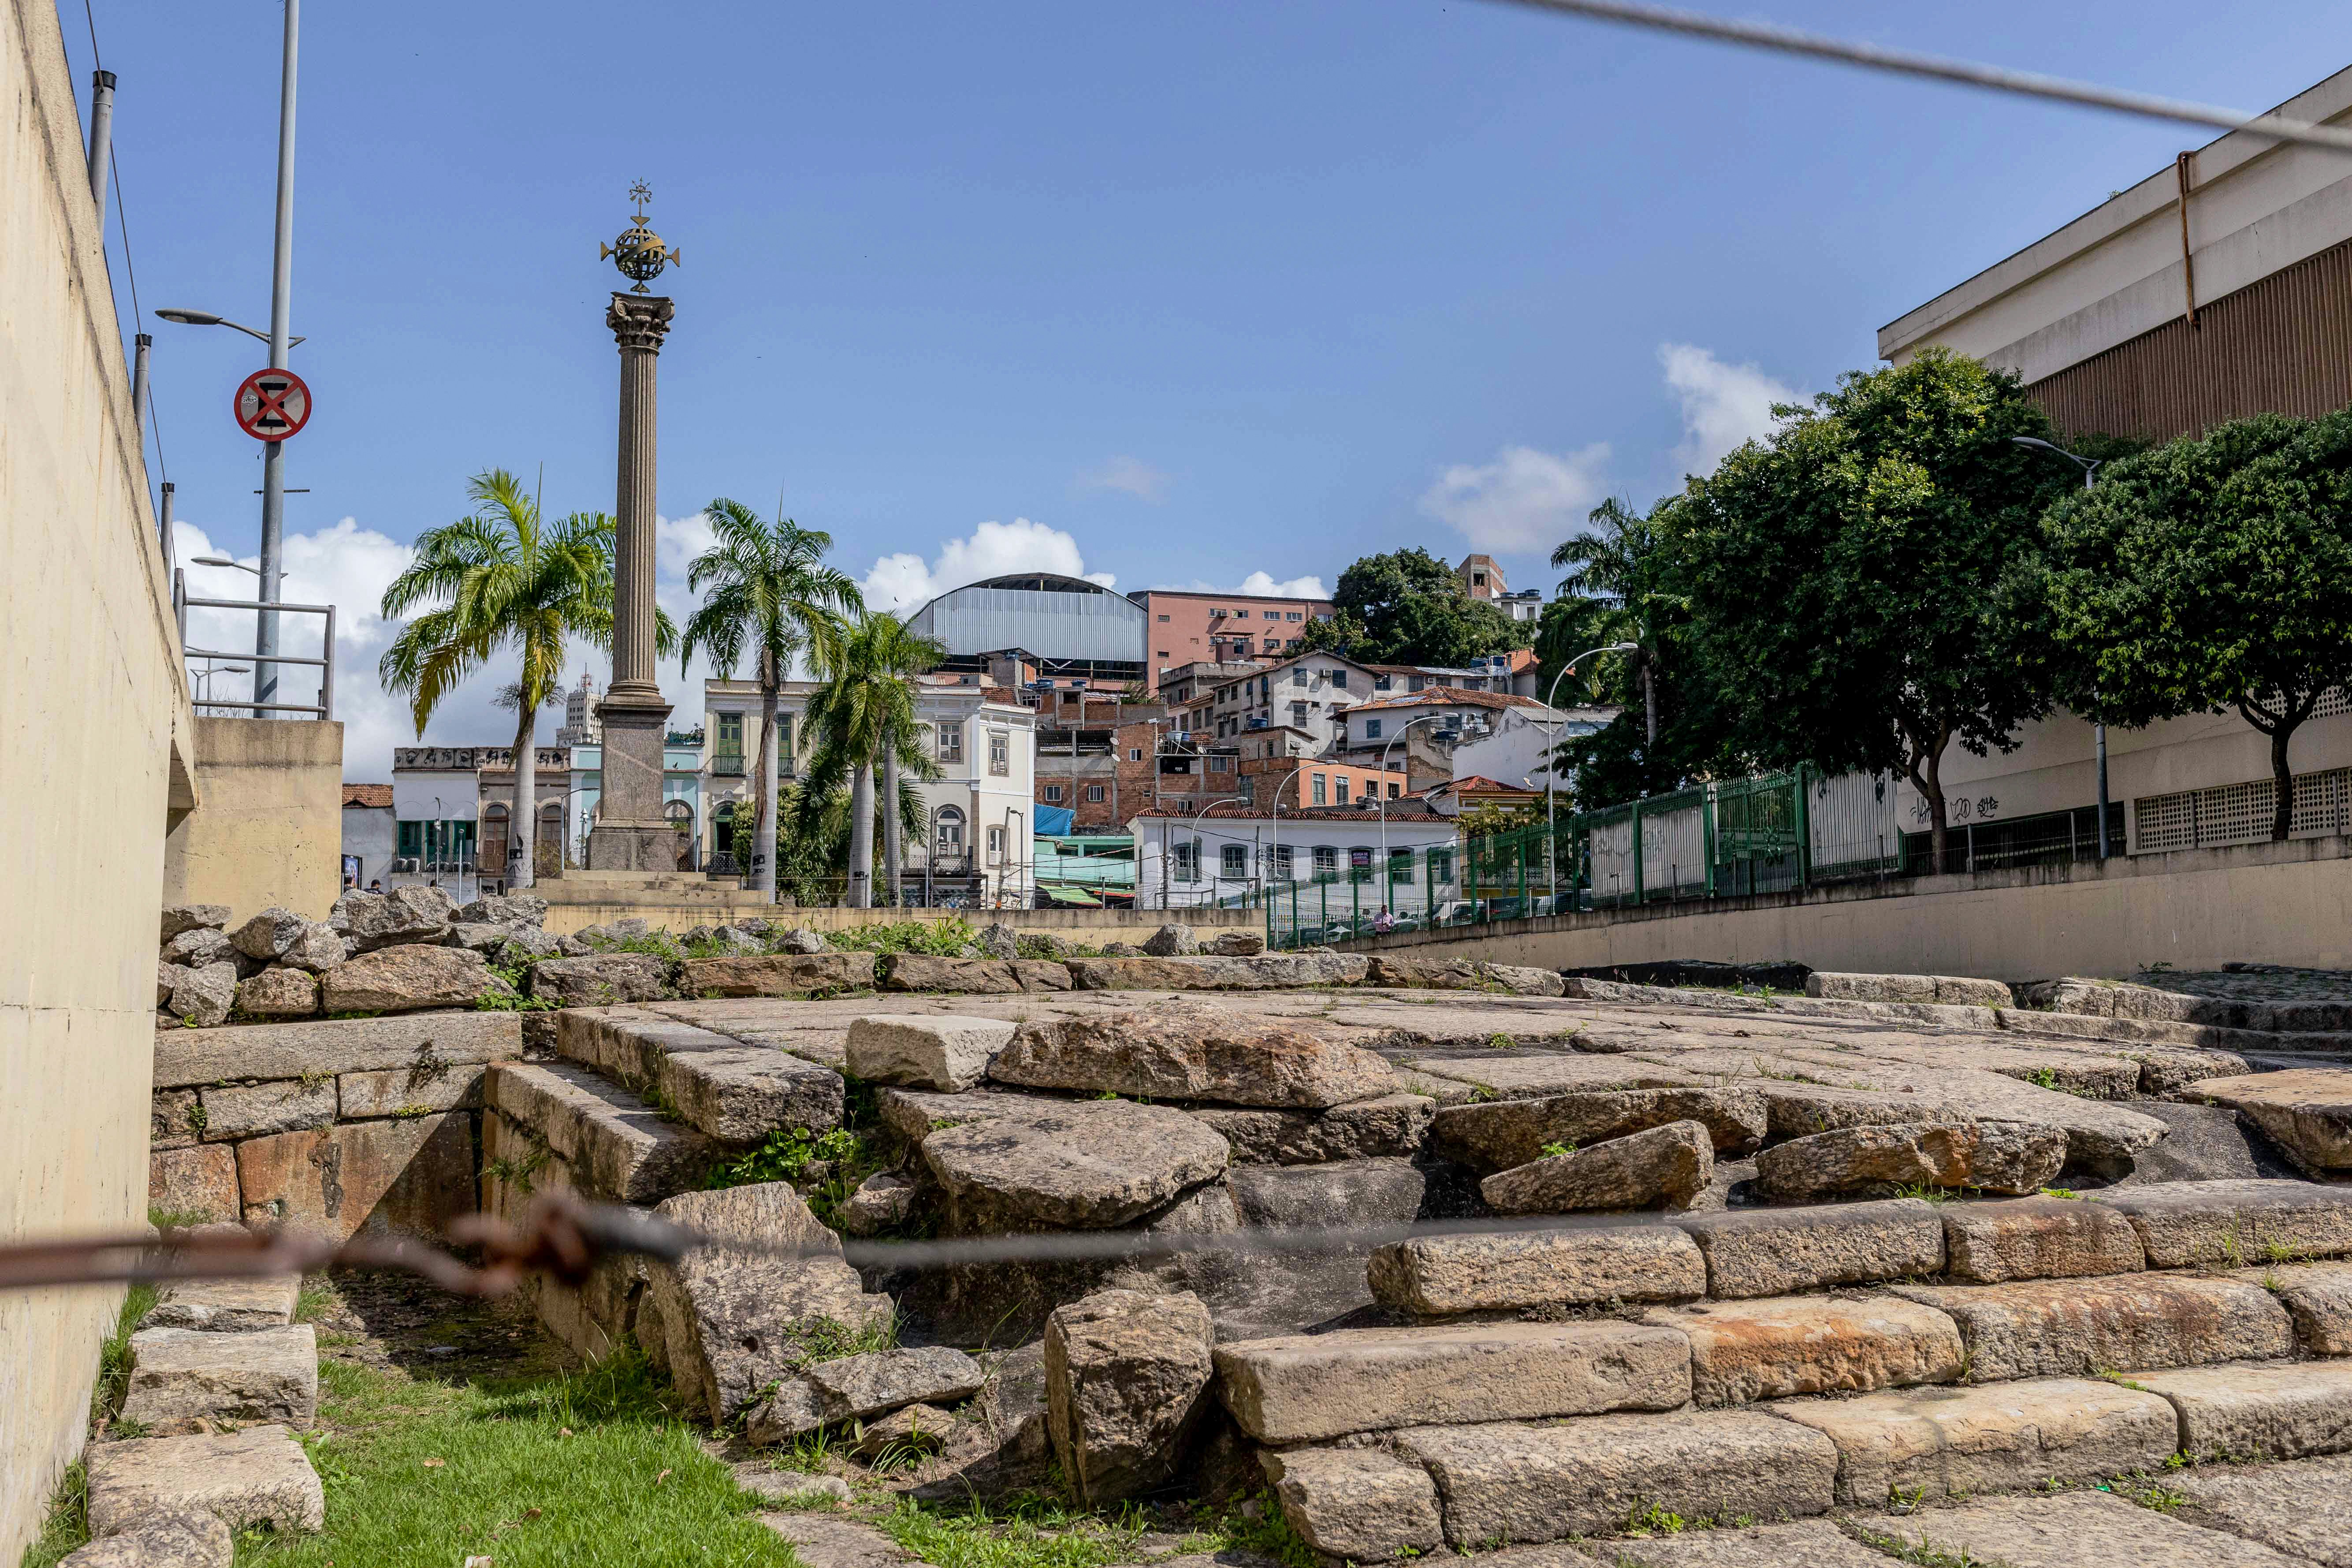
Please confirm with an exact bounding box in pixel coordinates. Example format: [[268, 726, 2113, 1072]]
[[67, 0, 2351, 771]]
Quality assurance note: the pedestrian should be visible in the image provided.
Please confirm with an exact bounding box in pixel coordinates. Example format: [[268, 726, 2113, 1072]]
[[1373, 906, 1395, 934]]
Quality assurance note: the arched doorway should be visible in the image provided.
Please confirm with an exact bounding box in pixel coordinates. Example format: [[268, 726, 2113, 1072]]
[[665, 799, 694, 869], [480, 803, 510, 883], [536, 801, 565, 877]]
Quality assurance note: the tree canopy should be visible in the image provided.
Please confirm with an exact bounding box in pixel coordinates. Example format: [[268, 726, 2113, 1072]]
[[1299, 546, 1528, 667]]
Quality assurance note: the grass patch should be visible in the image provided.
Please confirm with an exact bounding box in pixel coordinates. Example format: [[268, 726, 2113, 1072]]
[[879, 1496, 1146, 1568], [828, 919, 981, 957], [1213, 1495, 1318, 1568], [238, 1345, 793, 1567], [22, 1283, 163, 1564], [1539, 1141, 1578, 1160]]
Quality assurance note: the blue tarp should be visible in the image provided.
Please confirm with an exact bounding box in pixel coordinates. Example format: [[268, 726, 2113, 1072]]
[[1034, 804, 1075, 836]]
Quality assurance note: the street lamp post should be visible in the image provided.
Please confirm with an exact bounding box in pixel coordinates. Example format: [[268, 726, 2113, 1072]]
[[2011, 437, 2110, 860], [1541, 642, 1641, 897], [1167, 793, 1249, 909]]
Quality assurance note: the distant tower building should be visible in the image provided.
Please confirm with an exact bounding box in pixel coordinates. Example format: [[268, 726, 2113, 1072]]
[[555, 671, 602, 746]]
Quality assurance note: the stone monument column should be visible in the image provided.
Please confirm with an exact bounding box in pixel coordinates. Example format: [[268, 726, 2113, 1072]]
[[587, 291, 677, 872]]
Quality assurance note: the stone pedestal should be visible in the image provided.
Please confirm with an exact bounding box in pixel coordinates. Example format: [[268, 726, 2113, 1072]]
[[588, 292, 676, 874]]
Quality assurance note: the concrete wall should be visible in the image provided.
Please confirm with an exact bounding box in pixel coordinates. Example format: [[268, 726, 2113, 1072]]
[[1342, 834, 2352, 983], [535, 890, 1254, 937], [164, 718, 346, 922], [0, 0, 201, 1552]]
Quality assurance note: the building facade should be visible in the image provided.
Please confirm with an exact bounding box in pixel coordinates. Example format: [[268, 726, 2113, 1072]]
[[340, 783, 394, 888], [908, 574, 1148, 686], [1130, 587, 1336, 688], [1126, 800, 1454, 909]]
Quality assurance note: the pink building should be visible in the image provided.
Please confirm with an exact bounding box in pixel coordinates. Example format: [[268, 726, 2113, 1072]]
[[1130, 588, 1336, 690]]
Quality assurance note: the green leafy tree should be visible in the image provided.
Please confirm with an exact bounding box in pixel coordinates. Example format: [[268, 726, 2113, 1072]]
[[1321, 547, 1528, 667], [800, 613, 945, 907], [379, 470, 671, 888], [2029, 409, 2352, 841], [678, 500, 861, 899], [1656, 350, 2073, 870], [1549, 499, 1660, 738]]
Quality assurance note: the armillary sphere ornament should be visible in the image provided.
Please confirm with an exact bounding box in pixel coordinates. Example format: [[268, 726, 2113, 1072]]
[[599, 180, 681, 294]]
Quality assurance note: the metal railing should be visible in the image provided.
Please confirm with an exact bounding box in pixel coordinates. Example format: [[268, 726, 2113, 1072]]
[[174, 568, 334, 719], [712, 752, 747, 776]]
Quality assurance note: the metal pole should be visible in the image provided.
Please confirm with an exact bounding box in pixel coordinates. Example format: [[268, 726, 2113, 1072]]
[[86, 70, 115, 215], [2095, 723, 2111, 860], [130, 333, 150, 450], [256, 0, 299, 717], [159, 480, 175, 571]]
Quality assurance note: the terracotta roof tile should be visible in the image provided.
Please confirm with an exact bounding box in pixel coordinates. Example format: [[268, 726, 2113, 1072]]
[[342, 783, 393, 808]]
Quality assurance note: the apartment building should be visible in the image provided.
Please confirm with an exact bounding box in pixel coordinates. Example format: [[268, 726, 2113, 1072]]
[[1035, 708, 1167, 831], [1131, 588, 1336, 689], [1204, 651, 1381, 749], [1126, 797, 1453, 909], [385, 745, 574, 891]]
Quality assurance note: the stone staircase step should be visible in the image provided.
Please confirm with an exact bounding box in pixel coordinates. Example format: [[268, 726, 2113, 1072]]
[[1606, 1518, 1892, 1568], [143, 1275, 299, 1331], [1671, 1198, 1943, 1298], [2240, 1261, 2352, 1353], [1771, 1375, 2177, 1505], [558, 1007, 842, 1142], [1392, 1409, 1838, 1548], [1367, 1222, 1706, 1316], [484, 1061, 717, 1203], [1215, 1319, 1690, 1443], [2130, 1359, 2352, 1461], [2193, 1069, 2352, 1177], [2097, 1178, 2352, 1266], [120, 1325, 317, 1434], [1639, 1295, 1961, 1406], [1861, 1488, 2309, 1568], [1938, 1193, 2147, 1283], [2162, 1449, 2352, 1565], [1262, 1447, 1445, 1561], [85, 1424, 324, 1537], [1887, 1274, 2292, 1381]]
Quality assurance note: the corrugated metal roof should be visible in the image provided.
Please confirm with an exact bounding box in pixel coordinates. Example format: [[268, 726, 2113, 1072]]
[[907, 579, 1147, 663]]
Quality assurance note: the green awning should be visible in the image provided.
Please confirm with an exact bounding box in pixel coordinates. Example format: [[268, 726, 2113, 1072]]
[[1038, 883, 1104, 907]]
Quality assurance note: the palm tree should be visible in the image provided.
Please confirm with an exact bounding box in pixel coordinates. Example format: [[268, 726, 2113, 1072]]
[[1552, 497, 1660, 742], [801, 613, 945, 906], [380, 469, 656, 890], [678, 499, 861, 898]]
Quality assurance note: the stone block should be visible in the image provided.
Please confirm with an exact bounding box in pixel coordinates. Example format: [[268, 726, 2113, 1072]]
[[921, 1096, 1230, 1232], [1642, 1294, 1963, 1406], [320, 942, 500, 1013], [1806, 972, 1938, 1002], [848, 1014, 1019, 1091], [1754, 1120, 2067, 1202], [148, 1145, 240, 1224], [85, 1424, 324, 1537], [60, 1505, 232, 1567], [197, 1078, 336, 1141], [1672, 1199, 1944, 1299], [1067, 953, 1370, 990], [1775, 1376, 2177, 1505], [876, 953, 1024, 993], [1935, 976, 2015, 1007], [677, 951, 875, 996], [234, 1114, 477, 1241], [991, 998, 1396, 1108], [336, 1061, 485, 1118], [2163, 1450, 2352, 1566], [1433, 1087, 1768, 1173], [1887, 1273, 2292, 1381], [527, 952, 674, 1006], [2194, 1070, 2352, 1173], [1393, 1410, 1838, 1547], [234, 966, 320, 1018], [1481, 1121, 1713, 1214], [2132, 1360, 2352, 1461], [1046, 1288, 1216, 1505], [161, 904, 231, 942], [152, 1010, 520, 1088], [168, 961, 237, 1027], [558, 1009, 844, 1141], [1940, 1194, 2147, 1283], [1261, 1447, 1444, 1562], [1367, 1223, 1706, 1316], [150, 1089, 201, 1151], [747, 1346, 987, 1443], [2098, 1179, 2352, 1267], [1190, 1093, 1435, 1165], [1215, 1319, 1690, 1443], [1862, 1488, 2309, 1568], [144, 1275, 298, 1332], [484, 1061, 715, 1203], [2242, 1262, 2352, 1354], [332, 884, 455, 951], [1604, 1519, 1893, 1568], [120, 1324, 318, 1434]]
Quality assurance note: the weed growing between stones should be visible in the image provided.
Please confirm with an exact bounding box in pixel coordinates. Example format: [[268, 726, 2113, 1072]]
[[1540, 1141, 1579, 1159], [829, 919, 982, 957], [879, 1494, 1148, 1568], [1838, 1520, 1997, 1566], [1213, 1493, 1318, 1568], [2113, 1471, 2192, 1513]]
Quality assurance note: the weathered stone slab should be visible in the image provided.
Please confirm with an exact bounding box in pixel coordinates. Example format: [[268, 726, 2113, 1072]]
[[234, 966, 319, 1018], [1939, 1193, 2147, 1283], [2165, 1451, 2352, 1567], [2241, 1261, 2352, 1354], [1887, 1273, 2292, 1381], [85, 1424, 324, 1537], [335, 1061, 484, 1118], [145, 1275, 298, 1332], [1216, 1319, 1690, 1442], [1775, 1377, 2177, 1506], [2132, 1359, 2352, 1461], [1407, 1054, 1708, 1101], [149, 1089, 200, 1151], [748, 1346, 989, 1443], [1261, 1447, 1444, 1562], [1482, 1121, 1714, 1214], [1672, 1199, 1944, 1299], [1394, 1410, 1837, 1547], [874, 1084, 1034, 1146], [1862, 1488, 2310, 1568], [992, 1000, 1396, 1108], [496, 1061, 721, 1202], [1046, 1288, 1215, 1506], [1190, 1093, 1435, 1165], [876, 953, 1024, 993], [196, 1078, 335, 1141], [167, 961, 237, 1027], [121, 1324, 317, 1434], [153, 1010, 519, 1088], [921, 1097, 1229, 1231], [61, 1505, 233, 1567], [1755, 1120, 2068, 1201], [1368, 1223, 1706, 1316], [2098, 1179, 2352, 1266], [527, 952, 674, 1006], [148, 1145, 239, 1224], [331, 885, 455, 952], [1742, 1068, 2168, 1173], [560, 1010, 848, 1142], [1643, 1295, 1962, 1406], [2195, 1069, 2352, 1173], [161, 905, 231, 942], [1213, 1158, 1424, 1337], [320, 942, 499, 1013], [1604, 1519, 1892, 1568], [1068, 954, 1371, 990], [234, 1114, 477, 1240], [1433, 1087, 1768, 1174], [847, 1014, 1018, 1090], [678, 952, 875, 996]]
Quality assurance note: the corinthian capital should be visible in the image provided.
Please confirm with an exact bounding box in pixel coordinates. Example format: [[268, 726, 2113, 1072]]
[[607, 293, 676, 354]]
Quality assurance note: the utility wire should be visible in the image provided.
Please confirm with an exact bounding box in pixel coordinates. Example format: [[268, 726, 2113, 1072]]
[[111, 144, 164, 486], [1485, 0, 2352, 156]]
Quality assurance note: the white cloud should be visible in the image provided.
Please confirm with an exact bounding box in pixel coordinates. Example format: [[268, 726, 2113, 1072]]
[[1073, 455, 1171, 504], [860, 518, 1116, 615], [1151, 571, 1331, 600], [1420, 443, 1611, 554], [1659, 343, 1799, 477]]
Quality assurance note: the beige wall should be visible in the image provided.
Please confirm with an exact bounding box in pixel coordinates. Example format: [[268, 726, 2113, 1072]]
[[1352, 834, 2352, 983], [164, 718, 347, 922], [0, 0, 199, 1552], [537, 889, 1251, 937]]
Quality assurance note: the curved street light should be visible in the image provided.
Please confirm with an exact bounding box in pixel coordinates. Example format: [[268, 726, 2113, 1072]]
[[1375, 713, 1442, 913], [1541, 642, 1641, 901], [155, 308, 306, 348], [1166, 793, 1251, 909]]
